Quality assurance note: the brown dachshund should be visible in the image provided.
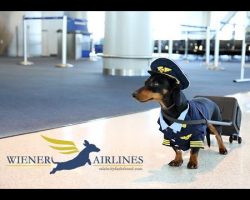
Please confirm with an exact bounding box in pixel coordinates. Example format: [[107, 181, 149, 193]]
[[132, 73, 227, 169]]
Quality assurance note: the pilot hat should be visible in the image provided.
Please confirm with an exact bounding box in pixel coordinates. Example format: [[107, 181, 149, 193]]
[[148, 58, 190, 90]]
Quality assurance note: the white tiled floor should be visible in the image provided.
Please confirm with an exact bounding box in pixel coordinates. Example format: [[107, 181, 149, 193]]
[[0, 92, 250, 189]]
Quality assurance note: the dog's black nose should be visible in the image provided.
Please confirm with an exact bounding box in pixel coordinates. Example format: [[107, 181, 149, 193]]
[[132, 92, 137, 98]]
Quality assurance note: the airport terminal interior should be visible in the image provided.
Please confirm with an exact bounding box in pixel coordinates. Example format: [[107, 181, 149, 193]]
[[1, 11, 250, 189]]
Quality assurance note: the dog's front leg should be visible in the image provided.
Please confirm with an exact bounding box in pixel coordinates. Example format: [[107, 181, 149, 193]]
[[187, 148, 199, 169], [168, 147, 183, 167]]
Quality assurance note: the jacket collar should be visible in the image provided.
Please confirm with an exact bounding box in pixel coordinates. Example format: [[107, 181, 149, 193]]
[[159, 103, 189, 133]]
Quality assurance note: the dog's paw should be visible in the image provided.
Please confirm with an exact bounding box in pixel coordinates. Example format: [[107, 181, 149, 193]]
[[187, 161, 198, 169], [168, 160, 183, 167], [219, 148, 228, 155]]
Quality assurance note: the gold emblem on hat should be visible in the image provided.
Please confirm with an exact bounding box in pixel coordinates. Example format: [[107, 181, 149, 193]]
[[157, 66, 172, 73]]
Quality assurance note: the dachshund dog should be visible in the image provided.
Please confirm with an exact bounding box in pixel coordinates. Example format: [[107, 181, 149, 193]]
[[50, 140, 100, 174], [132, 73, 227, 169]]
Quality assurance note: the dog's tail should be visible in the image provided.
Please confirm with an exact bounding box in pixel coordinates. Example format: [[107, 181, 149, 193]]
[[51, 157, 60, 164], [206, 130, 211, 147]]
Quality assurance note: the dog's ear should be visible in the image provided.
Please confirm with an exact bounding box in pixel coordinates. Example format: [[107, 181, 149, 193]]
[[84, 140, 90, 146], [171, 81, 182, 106], [172, 88, 181, 106], [172, 82, 188, 107]]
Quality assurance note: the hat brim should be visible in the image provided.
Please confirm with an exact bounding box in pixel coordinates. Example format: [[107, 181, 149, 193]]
[[148, 70, 188, 90]]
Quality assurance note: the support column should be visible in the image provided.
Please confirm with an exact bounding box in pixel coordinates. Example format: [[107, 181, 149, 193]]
[[20, 16, 33, 65], [184, 31, 188, 61], [158, 39, 162, 56], [206, 26, 210, 65], [55, 15, 73, 68], [208, 23, 223, 70], [233, 12, 250, 83], [240, 33, 246, 80], [205, 11, 211, 66], [168, 39, 173, 59], [103, 11, 153, 76], [214, 25, 220, 68]]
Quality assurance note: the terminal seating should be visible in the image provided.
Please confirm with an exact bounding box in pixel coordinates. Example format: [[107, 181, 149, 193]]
[[163, 40, 170, 53], [219, 40, 234, 55], [219, 40, 242, 55], [173, 40, 185, 54], [209, 39, 215, 54], [246, 44, 250, 56], [187, 39, 206, 55], [233, 40, 242, 55], [153, 39, 246, 56], [154, 40, 169, 53]]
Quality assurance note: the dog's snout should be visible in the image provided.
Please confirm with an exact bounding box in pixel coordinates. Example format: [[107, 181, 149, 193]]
[[132, 92, 137, 98]]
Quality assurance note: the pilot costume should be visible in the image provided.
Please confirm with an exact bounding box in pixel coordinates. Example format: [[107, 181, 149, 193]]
[[149, 58, 209, 151]]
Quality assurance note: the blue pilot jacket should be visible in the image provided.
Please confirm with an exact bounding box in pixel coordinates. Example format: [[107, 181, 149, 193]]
[[158, 100, 209, 151]]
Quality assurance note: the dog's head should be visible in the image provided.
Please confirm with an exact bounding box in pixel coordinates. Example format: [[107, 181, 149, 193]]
[[132, 73, 181, 105], [83, 140, 100, 152]]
